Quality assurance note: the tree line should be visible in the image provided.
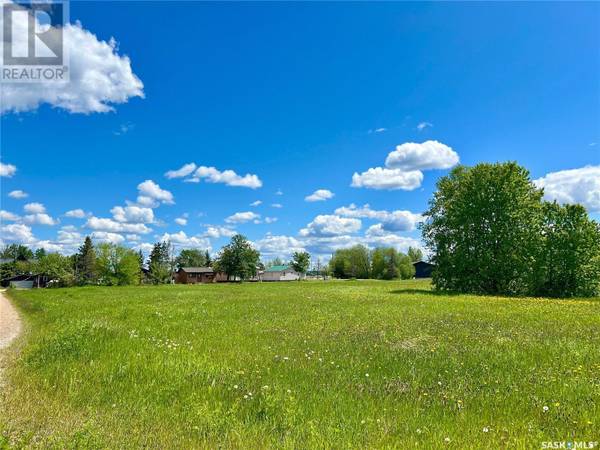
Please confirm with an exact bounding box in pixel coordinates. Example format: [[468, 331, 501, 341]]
[[328, 245, 422, 280], [422, 162, 600, 297], [0, 234, 314, 286]]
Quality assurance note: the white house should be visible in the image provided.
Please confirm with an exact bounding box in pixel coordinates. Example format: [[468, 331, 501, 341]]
[[261, 265, 300, 281]]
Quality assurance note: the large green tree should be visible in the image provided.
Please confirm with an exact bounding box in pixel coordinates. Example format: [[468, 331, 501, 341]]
[[290, 251, 311, 278], [421, 162, 544, 295], [371, 248, 415, 280], [34, 253, 75, 287], [214, 234, 260, 281], [0, 244, 33, 262], [328, 245, 370, 279], [175, 249, 207, 269], [96, 244, 141, 286], [536, 202, 600, 297], [75, 236, 97, 285], [407, 247, 423, 263], [148, 241, 173, 284]]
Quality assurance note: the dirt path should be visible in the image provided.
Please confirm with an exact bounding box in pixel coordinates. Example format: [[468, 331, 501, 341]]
[[0, 290, 21, 351]]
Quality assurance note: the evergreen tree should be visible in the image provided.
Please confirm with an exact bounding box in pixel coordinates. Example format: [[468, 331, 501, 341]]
[[148, 241, 173, 284], [76, 236, 97, 285]]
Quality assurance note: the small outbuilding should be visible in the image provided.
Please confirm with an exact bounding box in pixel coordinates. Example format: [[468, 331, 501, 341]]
[[413, 261, 435, 278], [175, 267, 215, 284], [261, 265, 300, 282]]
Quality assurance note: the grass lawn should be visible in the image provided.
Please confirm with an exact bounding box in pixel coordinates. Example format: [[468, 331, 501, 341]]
[[1, 280, 599, 449]]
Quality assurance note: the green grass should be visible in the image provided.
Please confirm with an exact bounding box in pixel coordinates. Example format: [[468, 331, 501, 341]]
[[1, 280, 599, 449]]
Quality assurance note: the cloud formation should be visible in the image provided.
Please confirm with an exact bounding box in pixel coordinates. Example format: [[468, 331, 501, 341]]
[[0, 162, 16, 177], [299, 215, 361, 237], [305, 189, 335, 202], [351, 168, 423, 191], [225, 211, 261, 224], [0, 2, 144, 114], [535, 165, 600, 212], [8, 190, 27, 199], [171, 165, 262, 189], [352, 140, 458, 191], [335, 203, 423, 232]]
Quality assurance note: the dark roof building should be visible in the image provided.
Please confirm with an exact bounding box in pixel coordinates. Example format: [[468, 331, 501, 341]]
[[413, 261, 435, 278]]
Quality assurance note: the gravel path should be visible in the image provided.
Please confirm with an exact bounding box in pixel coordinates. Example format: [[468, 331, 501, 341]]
[[0, 289, 21, 352]]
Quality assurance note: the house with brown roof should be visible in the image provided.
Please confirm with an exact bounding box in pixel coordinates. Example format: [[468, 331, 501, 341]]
[[175, 267, 215, 284]]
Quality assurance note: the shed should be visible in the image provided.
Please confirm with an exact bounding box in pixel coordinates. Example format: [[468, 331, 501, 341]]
[[413, 261, 435, 278]]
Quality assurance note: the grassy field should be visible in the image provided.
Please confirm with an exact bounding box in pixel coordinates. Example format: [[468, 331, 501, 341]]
[[1, 280, 599, 449]]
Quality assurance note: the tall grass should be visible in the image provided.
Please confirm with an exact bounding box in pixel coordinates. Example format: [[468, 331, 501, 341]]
[[1, 280, 599, 448]]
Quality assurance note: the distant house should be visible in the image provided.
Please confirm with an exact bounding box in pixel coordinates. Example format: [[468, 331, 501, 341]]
[[175, 267, 215, 284], [413, 261, 435, 278], [261, 265, 300, 282]]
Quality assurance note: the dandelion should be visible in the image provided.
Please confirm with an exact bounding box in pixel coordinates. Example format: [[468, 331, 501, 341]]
[[543, 406, 549, 412], [361, 420, 366, 424], [554, 402, 560, 407], [444, 437, 451, 443], [243, 395, 248, 399], [287, 389, 291, 394], [234, 385, 238, 389], [482, 427, 489, 433], [416, 428, 422, 434], [438, 381, 442, 386], [365, 373, 369, 377]]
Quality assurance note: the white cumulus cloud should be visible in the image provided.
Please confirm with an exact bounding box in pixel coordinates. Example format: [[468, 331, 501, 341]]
[[385, 140, 458, 171], [136, 180, 174, 206], [334, 204, 423, 232], [85, 216, 151, 234], [225, 211, 261, 224], [0, 2, 144, 114], [0, 162, 16, 177], [534, 165, 600, 212], [305, 189, 335, 202], [160, 231, 210, 249], [185, 166, 262, 189], [351, 167, 423, 191], [300, 215, 362, 237], [65, 209, 88, 218], [165, 163, 197, 179], [0, 210, 20, 222], [111, 205, 154, 224], [24, 202, 46, 214], [8, 190, 28, 199]]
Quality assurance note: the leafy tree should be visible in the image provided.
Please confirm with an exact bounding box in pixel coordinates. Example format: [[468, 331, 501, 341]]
[[148, 241, 173, 284], [371, 248, 415, 280], [34, 253, 74, 287], [34, 248, 47, 260], [137, 250, 145, 284], [214, 234, 260, 281], [175, 249, 207, 269], [407, 247, 423, 263], [291, 251, 310, 278], [536, 202, 600, 297], [421, 162, 544, 295], [96, 244, 141, 286], [328, 245, 370, 279], [75, 236, 97, 285], [0, 244, 33, 262], [397, 252, 416, 280]]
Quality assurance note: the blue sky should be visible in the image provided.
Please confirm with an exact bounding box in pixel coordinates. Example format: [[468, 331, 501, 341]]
[[1, 1, 599, 261]]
